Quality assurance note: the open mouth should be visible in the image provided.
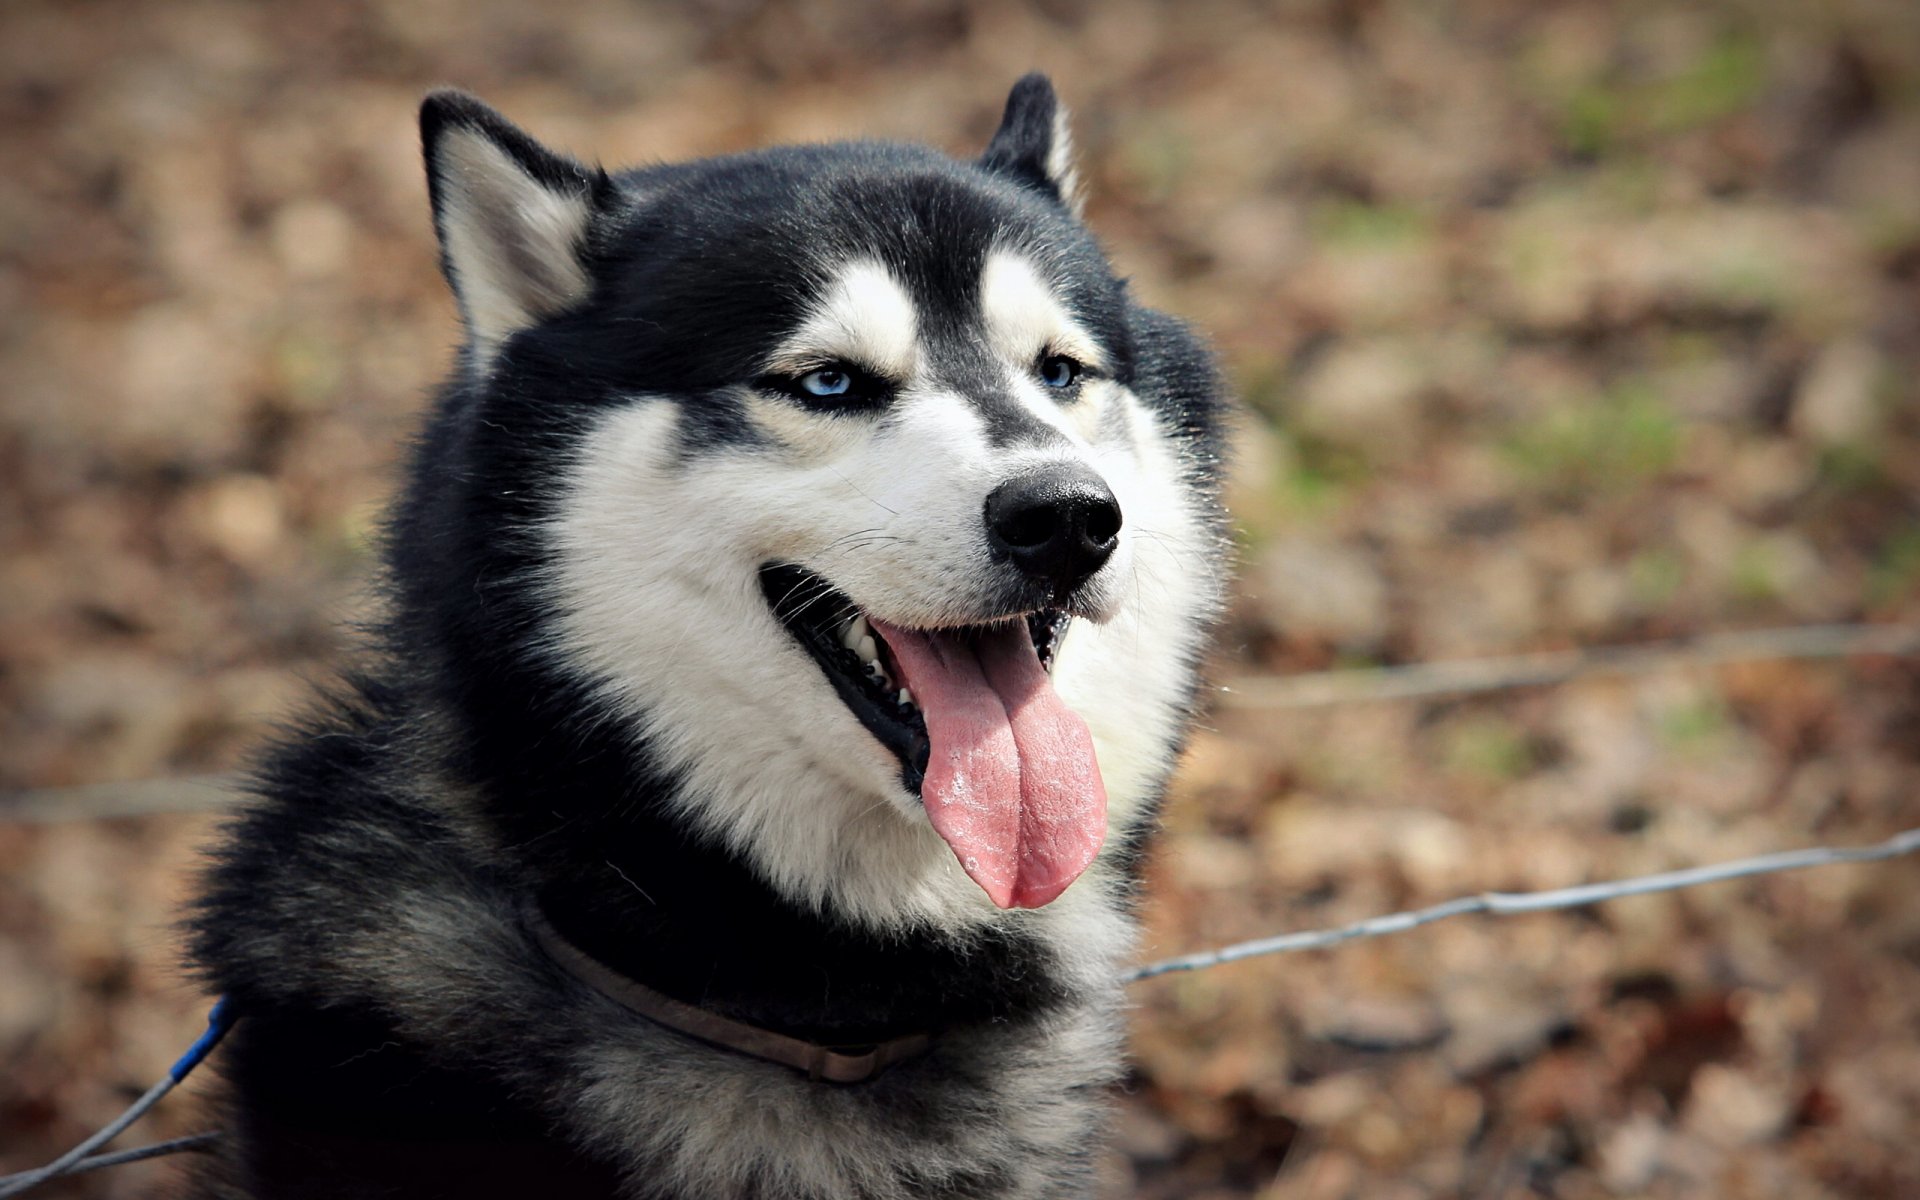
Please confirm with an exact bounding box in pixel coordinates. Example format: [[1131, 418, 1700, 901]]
[[757, 564, 1069, 793], [758, 563, 1101, 909]]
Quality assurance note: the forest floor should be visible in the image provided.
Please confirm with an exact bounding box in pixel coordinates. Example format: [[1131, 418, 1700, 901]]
[[3, 2, 1918, 1196]]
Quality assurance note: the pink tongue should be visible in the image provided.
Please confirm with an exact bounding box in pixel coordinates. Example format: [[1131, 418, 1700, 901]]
[[870, 618, 1106, 909]]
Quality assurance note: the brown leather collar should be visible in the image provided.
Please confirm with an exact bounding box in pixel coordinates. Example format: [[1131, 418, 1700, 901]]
[[525, 906, 933, 1085]]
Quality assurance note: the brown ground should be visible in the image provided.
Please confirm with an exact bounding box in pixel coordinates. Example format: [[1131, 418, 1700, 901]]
[[2, 2, 1918, 1197]]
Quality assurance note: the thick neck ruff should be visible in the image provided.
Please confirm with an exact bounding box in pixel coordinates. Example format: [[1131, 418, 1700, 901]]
[[524, 905, 934, 1084]]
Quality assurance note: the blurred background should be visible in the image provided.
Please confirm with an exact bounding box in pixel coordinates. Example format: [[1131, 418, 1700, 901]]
[[2, 1, 1918, 1196]]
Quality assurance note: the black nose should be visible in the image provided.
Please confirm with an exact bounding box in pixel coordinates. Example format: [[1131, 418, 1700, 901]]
[[984, 464, 1122, 593]]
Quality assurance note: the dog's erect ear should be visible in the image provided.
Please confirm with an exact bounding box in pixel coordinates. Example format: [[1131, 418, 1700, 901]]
[[979, 73, 1082, 216], [419, 90, 610, 365]]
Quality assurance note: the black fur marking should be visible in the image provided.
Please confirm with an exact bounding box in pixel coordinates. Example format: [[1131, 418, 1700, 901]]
[[1122, 301, 1230, 498], [929, 339, 1071, 449], [520, 141, 1123, 463], [979, 73, 1073, 208]]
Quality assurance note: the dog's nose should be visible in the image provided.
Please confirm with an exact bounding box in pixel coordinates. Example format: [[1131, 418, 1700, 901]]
[[985, 464, 1122, 592]]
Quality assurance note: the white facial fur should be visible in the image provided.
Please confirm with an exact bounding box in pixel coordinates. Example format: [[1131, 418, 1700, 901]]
[[979, 250, 1106, 375], [766, 261, 921, 379], [542, 255, 1220, 931]]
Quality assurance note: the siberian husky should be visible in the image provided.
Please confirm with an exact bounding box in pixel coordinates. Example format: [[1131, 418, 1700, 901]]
[[190, 74, 1228, 1199]]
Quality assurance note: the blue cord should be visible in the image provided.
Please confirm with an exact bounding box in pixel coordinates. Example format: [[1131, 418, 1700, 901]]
[[170, 996, 236, 1082], [0, 998, 234, 1198]]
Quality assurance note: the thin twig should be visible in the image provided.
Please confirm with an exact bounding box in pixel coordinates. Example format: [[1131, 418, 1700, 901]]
[[4, 624, 1914, 824], [0, 1080, 180, 1197], [1127, 826, 1920, 982], [1217, 622, 1920, 709], [0, 775, 238, 824], [52, 1132, 220, 1178]]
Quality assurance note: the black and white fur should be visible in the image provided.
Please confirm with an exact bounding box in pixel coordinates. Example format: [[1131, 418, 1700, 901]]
[[189, 75, 1228, 1199]]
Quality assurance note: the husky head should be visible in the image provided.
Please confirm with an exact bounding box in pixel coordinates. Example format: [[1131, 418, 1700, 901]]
[[405, 77, 1226, 929]]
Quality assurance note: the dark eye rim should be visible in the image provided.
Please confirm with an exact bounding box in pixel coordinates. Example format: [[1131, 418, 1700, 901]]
[[1036, 352, 1088, 390], [756, 360, 894, 411]]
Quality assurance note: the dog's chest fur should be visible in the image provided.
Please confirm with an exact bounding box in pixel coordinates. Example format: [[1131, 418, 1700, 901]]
[[193, 727, 1132, 1199], [189, 75, 1227, 1199]]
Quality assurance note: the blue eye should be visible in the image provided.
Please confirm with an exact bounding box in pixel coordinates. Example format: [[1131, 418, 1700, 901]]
[[1039, 354, 1081, 389], [799, 368, 851, 397], [764, 361, 890, 410]]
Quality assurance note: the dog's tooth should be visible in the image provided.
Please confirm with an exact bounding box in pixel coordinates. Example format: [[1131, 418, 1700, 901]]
[[841, 615, 869, 652], [856, 635, 878, 666], [898, 688, 914, 708]]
